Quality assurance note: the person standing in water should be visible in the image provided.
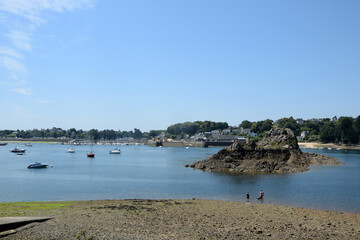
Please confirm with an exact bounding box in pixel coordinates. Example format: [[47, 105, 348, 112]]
[[257, 190, 264, 200], [246, 192, 250, 203]]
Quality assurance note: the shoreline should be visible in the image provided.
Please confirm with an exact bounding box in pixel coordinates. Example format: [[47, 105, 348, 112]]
[[2, 139, 360, 150], [1, 199, 359, 239], [299, 142, 360, 150]]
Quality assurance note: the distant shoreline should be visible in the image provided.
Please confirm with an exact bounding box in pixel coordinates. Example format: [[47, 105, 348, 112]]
[[2, 139, 360, 150], [0, 138, 66, 144], [298, 142, 360, 150]]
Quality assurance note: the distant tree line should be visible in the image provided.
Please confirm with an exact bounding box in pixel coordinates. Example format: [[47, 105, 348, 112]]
[[240, 116, 360, 144], [239, 119, 274, 137], [0, 127, 151, 140], [1, 116, 359, 144], [319, 117, 360, 144], [167, 121, 229, 136]]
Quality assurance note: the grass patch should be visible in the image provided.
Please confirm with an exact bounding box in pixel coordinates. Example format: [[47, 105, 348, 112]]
[[0, 201, 76, 217]]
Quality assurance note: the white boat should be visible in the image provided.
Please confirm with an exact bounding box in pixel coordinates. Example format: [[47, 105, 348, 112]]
[[67, 148, 75, 153], [24, 143, 32, 147], [109, 148, 121, 154]]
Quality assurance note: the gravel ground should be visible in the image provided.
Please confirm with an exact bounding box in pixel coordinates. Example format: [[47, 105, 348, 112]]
[[1, 199, 359, 240]]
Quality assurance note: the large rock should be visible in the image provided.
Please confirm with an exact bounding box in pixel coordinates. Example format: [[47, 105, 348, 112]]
[[186, 128, 341, 174]]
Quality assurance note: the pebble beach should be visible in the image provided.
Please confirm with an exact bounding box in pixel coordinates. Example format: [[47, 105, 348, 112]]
[[1, 199, 359, 239]]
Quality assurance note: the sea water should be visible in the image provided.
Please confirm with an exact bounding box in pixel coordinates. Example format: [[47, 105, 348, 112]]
[[0, 143, 359, 213]]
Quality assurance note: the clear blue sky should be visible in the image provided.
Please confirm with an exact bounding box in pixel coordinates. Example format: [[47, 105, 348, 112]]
[[0, 0, 359, 131]]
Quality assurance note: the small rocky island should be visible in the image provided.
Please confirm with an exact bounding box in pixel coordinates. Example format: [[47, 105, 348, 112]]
[[186, 128, 342, 174]]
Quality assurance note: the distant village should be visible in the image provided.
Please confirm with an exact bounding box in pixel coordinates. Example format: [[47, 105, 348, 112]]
[[1, 115, 359, 146]]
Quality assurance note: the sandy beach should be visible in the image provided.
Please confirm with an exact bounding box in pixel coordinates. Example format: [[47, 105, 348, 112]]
[[1, 199, 359, 240], [298, 142, 360, 150]]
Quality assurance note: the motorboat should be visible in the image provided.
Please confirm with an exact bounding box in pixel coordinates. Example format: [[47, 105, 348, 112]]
[[10, 147, 26, 153], [67, 148, 75, 153], [0, 143, 7, 146], [87, 152, 95, 158], [24, 143, 32, 147], [27, 162, 49, 169], [109, 148, 121, 154]]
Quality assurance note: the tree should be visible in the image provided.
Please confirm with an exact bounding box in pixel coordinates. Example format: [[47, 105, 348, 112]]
[[240, 120, 252, 129], [167, 121, 228, 135], [88, 129, 100, 140], [149, 130, 164, 138], [304, 121, 323, 135], [354, 115, 360, 143], [66, 128, 77, 139], [276, 117, 300, 136], [320, 122, 336, 143], [133, 128, 143, 139], [250, 119, 274, 134], [337, 117, 358, 144]]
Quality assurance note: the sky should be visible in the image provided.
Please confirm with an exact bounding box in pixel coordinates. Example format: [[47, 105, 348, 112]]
[[0, 0, 359, 132]]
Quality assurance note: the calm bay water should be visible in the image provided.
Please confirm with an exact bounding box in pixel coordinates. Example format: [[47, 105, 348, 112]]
[[0, 143, 359, 213]]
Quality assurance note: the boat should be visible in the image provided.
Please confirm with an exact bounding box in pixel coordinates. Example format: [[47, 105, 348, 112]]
[[109, 148, 121, 154], [24, 143, 32, 147], [67, 148, 75, 153], [10, 147, 26, 153], [87, 152, 95, 158], [27, 162, 49, 169], [0, 143, 7, 146], [87, 140, 95, 157]]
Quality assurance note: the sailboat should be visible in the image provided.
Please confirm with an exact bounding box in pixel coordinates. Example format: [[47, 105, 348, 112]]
[[87, 141, 95, 158], [87, 151, 95, 158], [67, 147, 75, 153]]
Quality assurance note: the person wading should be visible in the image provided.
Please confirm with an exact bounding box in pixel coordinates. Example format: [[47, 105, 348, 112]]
[[257, 190, 264, 200]]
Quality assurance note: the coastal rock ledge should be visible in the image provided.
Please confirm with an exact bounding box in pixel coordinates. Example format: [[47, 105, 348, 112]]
[[186, 128, 342, 174]]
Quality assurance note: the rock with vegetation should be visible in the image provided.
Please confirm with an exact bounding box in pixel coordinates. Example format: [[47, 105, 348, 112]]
[[187, 128, 341, 173]]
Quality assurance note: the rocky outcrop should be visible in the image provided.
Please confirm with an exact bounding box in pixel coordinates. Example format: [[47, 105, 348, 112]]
[[186, 128, 342, 174]]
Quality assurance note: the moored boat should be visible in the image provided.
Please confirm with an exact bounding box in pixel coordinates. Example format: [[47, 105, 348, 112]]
[[109, 148, 121, 154], [24, 143, 33, 147], [27, 162, 49, 169], [0, 143, 8, 146], [10, 147, 26, 153], [67, 148, 75, 153], [87, 152, 95, 158]]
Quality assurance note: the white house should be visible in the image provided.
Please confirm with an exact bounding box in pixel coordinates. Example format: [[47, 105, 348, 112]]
[[242, 128, 251, 135], [211, 130, 221, 135], [222, 129, 231, 134], [296, 118, 304, 124]]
